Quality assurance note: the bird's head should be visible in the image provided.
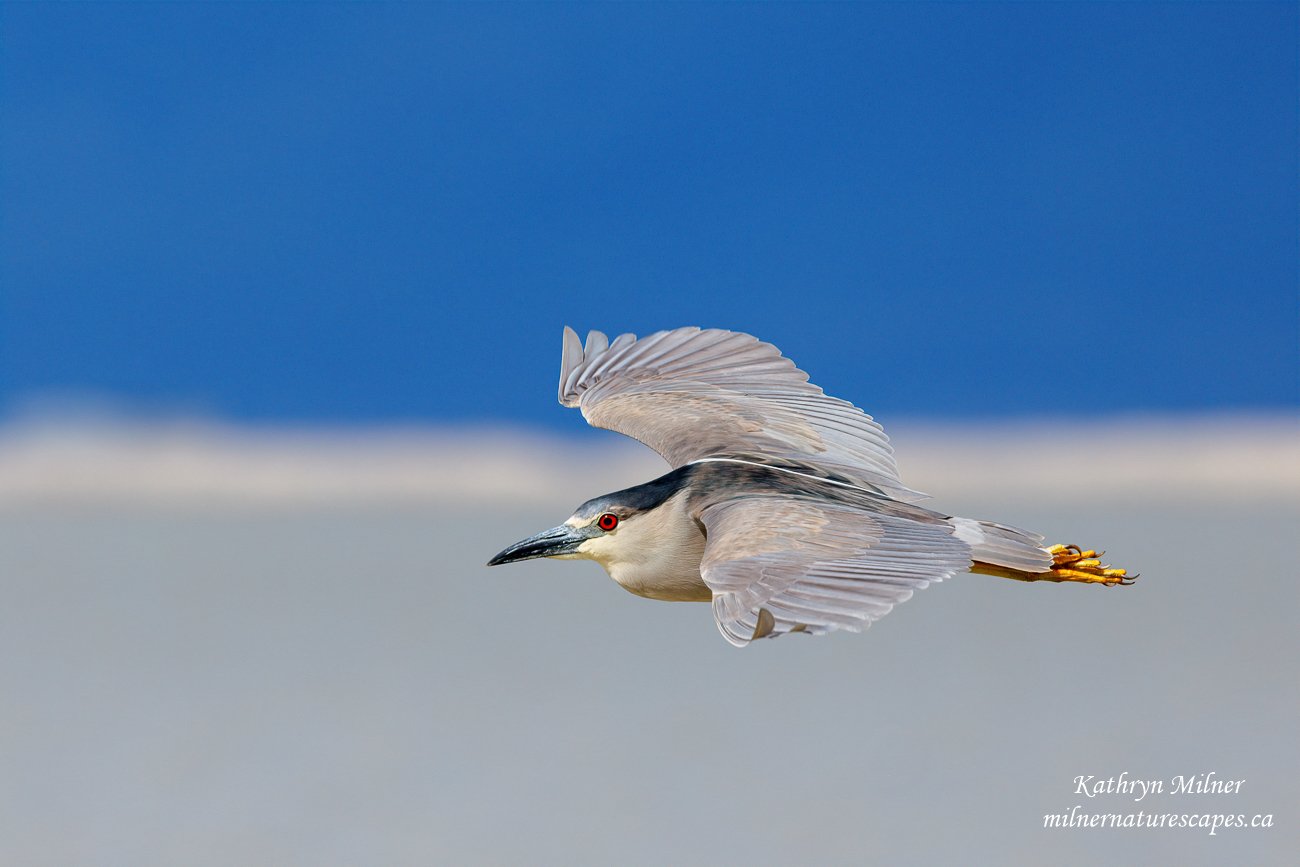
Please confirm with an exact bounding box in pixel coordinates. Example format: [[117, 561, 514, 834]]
[[486, 471, 689, 570], [486, 498, 639, 568]]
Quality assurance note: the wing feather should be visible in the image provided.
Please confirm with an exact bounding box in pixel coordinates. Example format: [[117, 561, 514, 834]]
[[699, 497, 972, 646], [558, 326, 920, 498]]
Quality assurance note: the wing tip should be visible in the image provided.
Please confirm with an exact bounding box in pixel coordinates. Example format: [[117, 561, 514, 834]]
[[583, 329, 610, 357], [559, 326, 585, 406]]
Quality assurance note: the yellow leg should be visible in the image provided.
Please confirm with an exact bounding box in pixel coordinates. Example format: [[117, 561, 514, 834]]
[[1036, 544, 1135, 586]]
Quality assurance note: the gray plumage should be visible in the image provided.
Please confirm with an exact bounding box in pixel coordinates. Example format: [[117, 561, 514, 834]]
[[490, 326, 1058, 647]]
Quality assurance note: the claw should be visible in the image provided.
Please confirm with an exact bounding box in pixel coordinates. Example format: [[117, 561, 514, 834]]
[[1041, 543, 1135, 586]]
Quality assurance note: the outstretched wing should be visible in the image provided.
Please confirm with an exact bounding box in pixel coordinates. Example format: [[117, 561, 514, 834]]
[[558, 326, 921, 499], [699, 496, 971, 646]]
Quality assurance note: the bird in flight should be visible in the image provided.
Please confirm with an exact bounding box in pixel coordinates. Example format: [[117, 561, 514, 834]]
[[488, 327, 1133, 646]]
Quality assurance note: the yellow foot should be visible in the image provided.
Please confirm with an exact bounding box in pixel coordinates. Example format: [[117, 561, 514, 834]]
[[1039, 544, 1135, 586]]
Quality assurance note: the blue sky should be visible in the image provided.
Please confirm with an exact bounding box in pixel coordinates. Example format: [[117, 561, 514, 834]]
[[2, 2, 1295, 429]]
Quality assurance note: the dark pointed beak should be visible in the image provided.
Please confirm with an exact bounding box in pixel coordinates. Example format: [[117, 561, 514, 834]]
[[487, 524, 592, 566]]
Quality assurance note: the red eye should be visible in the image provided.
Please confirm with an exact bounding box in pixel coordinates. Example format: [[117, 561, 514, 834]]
[[597, 513, 619, 531]]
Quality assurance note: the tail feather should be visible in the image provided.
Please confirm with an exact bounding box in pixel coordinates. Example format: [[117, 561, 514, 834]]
[[950, 517, 1053, 574]]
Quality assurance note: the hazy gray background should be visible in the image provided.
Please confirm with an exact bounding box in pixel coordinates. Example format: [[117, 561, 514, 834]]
[[0, 418, 1295, 865]]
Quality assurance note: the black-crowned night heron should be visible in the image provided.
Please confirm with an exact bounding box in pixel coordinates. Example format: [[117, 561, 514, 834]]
[[488, 327, 1132, 646]]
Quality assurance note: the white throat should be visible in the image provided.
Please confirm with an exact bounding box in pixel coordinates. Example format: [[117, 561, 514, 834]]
[[577, 490, 709, 602]]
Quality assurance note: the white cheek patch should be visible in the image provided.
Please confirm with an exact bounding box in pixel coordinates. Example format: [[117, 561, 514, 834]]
[[575, 534, 615, 565]]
